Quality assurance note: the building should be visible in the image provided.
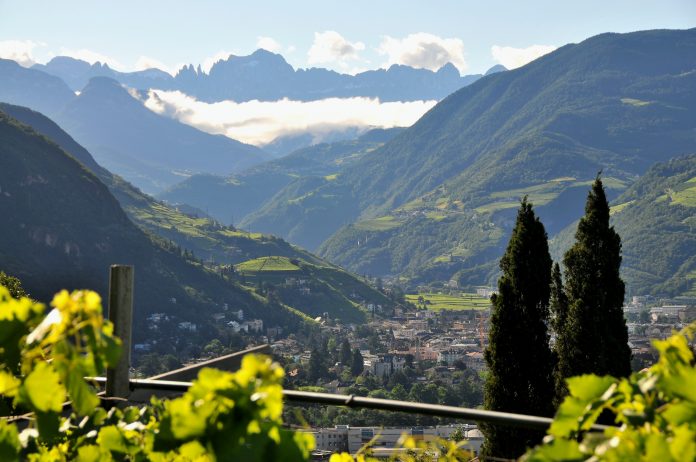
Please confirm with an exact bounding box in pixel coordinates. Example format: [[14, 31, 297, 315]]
[[345, 425, 481, 454]]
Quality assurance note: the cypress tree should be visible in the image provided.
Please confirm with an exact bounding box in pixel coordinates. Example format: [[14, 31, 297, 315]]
[[549, 263, 570, 404], [559, 176, 631, 383], [481, 198, 555, 460], [339, 338, 352, 367], [351, 349, 364, 377]]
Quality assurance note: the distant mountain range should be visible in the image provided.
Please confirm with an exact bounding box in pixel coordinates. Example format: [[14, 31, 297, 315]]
[[33, 49, 506, 102], [0, 52, 503, 194], [168, 28, 696, 297], [0, 60, 270, 193]]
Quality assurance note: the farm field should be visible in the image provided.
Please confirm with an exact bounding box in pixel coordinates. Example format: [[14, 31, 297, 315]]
[[235, 256, 301, 273], [406, 292, 491, 311]]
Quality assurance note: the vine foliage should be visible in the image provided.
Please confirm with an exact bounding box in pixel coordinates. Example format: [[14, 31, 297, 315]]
[[524, 323, 696, 461], [0, 286, 313, 461]]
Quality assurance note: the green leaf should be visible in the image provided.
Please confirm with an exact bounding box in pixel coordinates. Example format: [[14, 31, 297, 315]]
[[102, 335, 122, 369], [76, 445, 111, 462], [566, 375, 615, 402], [167, 398, 208, 439], [0, 420, 20, 462], [22, 362, 66, 413], [548, 397, 587, 438], [669, 425, 696, 462], [644, 433, 674, 461], [660, 364, 696, 402], [177, 440, 208, 459], [0, 371, 20, 398], [524, 438, 584, 461], [66, 367, 99, 416], [662, 402, 696, 426], [96, 426, 128, 454]]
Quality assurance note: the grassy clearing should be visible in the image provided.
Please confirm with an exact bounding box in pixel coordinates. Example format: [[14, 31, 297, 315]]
[[235, 256, 301, 272], [406, 292, 491, 311], [130, 202, 211, 239], [474, 201, 520, 214], [610, 200, 635, 216], [571, 176, 628, 190], [669, 177, 696, 207], [426, 211, 447, 221], [354, 215, 404, 231]]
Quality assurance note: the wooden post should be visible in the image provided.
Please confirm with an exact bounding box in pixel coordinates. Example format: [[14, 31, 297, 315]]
[[105, 265, 134, 400]]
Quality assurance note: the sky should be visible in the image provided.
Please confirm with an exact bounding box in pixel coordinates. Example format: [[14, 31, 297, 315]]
[[1, 0, 694, 145], [1, 0, 694, 76]]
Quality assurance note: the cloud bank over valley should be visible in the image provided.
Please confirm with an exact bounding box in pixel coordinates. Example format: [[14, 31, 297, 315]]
[[143, 89, 436, 146]]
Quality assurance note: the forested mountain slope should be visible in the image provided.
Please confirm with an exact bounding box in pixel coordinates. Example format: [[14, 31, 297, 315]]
[[0, 104, 382, 321], [238, 29, 696, 293], [161, 128, 405, 227], [0, 111, 309, 345]]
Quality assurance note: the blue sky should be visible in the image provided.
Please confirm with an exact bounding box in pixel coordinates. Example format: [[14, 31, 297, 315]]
[[1, 0, 694, 75]]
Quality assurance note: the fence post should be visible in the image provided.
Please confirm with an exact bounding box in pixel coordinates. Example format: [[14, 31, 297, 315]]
[[105, 265, 134, 400]]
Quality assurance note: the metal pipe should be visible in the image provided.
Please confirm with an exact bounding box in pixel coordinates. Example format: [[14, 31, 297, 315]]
[[88, 377, 610, 431]]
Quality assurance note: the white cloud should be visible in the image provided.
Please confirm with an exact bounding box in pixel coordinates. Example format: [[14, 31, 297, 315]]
[[491, 44, 556, 69], [307, 31, 365, 66], [143, 90, 436, 145], [256, 36, 282, 53], [0, 39, 42, 67], [378, 33, 467, 74], [56, 47, 124, 69]]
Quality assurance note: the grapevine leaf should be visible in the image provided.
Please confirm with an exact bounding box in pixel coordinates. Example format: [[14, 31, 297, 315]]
[[76, 445, 111, 462], [662, 402, 696, 426], [548, 397, 586, 438], [669, 425, 696, 461], [523, 438, 583, 461], [0, 420, 20, 462], [566, 375, 615, 402], [660, 365, 696, 402], [66, 367, 99, 416], [0, 371, 20, 398], [22, 362, 65, 413], [644, 433, 673, 461], [97, 425, 128, 454]]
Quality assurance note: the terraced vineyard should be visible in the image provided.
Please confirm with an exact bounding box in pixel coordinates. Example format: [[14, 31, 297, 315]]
[[406, 292, 491, 311]]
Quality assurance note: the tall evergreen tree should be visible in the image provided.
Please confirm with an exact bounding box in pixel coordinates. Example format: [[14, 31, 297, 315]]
[[559, 176, 631, 381], [351, 349, 364, 377], [549, 263, 570, 404], [481, 199, 555, 460], [308, 347, 328, 383], [339, 338, 352, 367]]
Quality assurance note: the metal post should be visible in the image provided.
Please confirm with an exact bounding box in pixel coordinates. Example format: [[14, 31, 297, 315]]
[[105, 265, 134, 400]]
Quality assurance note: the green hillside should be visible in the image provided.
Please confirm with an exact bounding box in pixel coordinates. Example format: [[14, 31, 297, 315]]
[[271, 28, 696, 292], [0, 111, 309, 347], [234, 257, 395, 322], [0, 103, 324, 268], [552, 155, 696, 297], [0, 103, 385, 321], [160, 128, 404, 228]]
